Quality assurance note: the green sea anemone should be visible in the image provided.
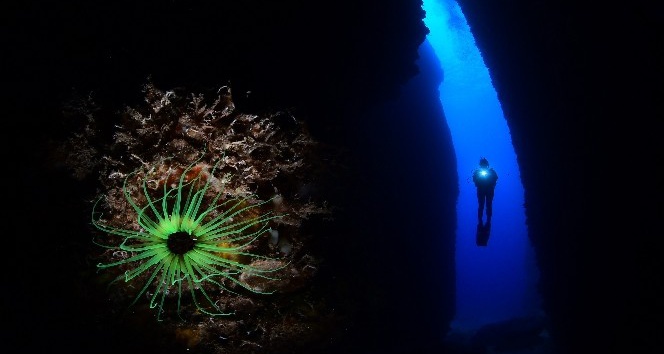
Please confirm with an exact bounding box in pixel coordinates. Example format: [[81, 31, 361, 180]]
[[92, 154, 284, 320]]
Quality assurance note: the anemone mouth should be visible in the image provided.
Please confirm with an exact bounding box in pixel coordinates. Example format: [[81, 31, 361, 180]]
[[167, 231, 195, 255]]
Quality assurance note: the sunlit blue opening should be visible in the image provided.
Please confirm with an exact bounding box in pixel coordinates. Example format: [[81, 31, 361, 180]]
[[421, 0, 542, 333]]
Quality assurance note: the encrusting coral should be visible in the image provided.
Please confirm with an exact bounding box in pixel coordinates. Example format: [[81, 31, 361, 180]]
[[59, 81, 349, 353]]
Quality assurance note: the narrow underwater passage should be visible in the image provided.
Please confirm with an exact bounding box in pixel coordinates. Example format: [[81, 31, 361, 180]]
[[422, 0, 542, 333]]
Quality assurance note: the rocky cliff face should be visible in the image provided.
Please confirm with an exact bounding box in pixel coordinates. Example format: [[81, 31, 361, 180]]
[[8, 1, 448, 353], [456, 1, 661, 353]]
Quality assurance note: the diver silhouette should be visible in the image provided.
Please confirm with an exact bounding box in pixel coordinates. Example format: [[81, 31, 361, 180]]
[[472, 157, 498, 224]]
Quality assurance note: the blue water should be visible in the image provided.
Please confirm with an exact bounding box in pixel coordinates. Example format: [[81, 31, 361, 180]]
[[422, 0, 542, 332]]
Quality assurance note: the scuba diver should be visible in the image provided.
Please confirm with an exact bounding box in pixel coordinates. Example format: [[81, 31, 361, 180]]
[[472, 157, 498, 224]]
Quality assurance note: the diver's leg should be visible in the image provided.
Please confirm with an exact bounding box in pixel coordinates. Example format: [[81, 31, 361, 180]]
[[477, 190, 485, 221], [486, 189, 494, 222]]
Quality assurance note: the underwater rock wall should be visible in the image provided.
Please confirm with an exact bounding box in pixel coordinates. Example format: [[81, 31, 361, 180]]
[[456, 1, 661, 352], [8, 1, 458, 353]]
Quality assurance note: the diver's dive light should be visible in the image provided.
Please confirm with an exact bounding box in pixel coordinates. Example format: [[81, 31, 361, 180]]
[[479, 169, 488, 177]]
